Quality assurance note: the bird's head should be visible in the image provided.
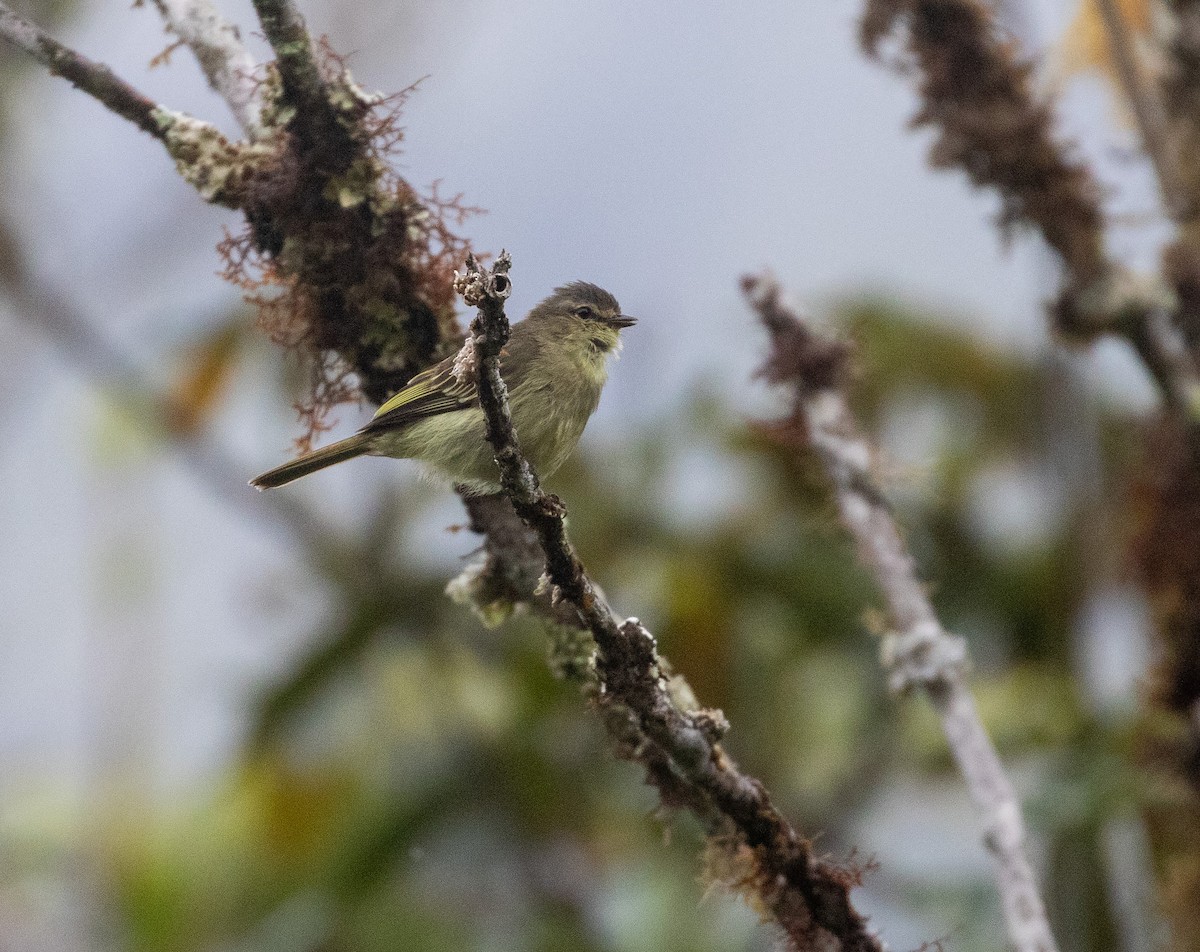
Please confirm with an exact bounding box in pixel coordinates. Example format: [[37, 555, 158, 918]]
[[527, 281, 636, 355]]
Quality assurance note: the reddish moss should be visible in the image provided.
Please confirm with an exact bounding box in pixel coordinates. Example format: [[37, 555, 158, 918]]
[[216, 45, 478, 446]]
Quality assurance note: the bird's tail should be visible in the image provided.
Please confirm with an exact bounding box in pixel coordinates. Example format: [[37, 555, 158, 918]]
[[250, 433, 372, 490]]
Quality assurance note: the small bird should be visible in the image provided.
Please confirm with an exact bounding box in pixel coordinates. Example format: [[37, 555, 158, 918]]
[[251, 282, 635, 492]]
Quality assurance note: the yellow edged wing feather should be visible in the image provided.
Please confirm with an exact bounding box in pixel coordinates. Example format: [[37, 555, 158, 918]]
[[363, 354, 478, 434]]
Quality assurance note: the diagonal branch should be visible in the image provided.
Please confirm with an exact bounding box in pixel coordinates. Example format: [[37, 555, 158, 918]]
[[454, 253, 883, 952], [861, 0, 1200, 424], [744, 272, 1059, 952], [245, 0, 358, 161], [2, 0, 468, 421], [0, 1, 168, 141], [1094, 0, 1186, 216], [249, 0, 323, 107], [148, 0, 265, 138]]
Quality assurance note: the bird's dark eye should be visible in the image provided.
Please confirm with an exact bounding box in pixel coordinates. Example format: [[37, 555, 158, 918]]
[[573, 305, 594, 319]]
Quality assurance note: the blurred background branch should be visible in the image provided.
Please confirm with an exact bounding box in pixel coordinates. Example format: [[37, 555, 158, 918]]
[[1096, 0, 1185, 214], [146, 0, 265, 138], [0, 209, 320, 548], [863, 1, 1200, 948], [861, 0, 1200, 422], [745, 272, 1057, 952]]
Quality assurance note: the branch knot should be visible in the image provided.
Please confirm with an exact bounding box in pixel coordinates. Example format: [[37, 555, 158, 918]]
[[880, 621, 968, 695], [454, 250, 512, 307]]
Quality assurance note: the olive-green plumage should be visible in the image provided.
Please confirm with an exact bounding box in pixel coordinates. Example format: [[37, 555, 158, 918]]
[[250, 282, 635, 492]]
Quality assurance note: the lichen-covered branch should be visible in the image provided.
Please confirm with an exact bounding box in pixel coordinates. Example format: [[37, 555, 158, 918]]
[[148, 0, 265, 138], [0, 1, 264, 212], [249, 0, 322, 109], [860, 0, 1106, 292], [0, 1, 169, 141], [453, 253, 882, 952], [860, 0, 1200, 422], [247, 0, 356, 161], [4, 0, 469, 436], [744, 273, 1058, 952]]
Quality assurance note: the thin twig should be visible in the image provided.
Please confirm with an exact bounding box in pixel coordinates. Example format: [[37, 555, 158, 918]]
[[455, 253, 882, 952], [1127, 303, 1200, 416], [148, 0, 265, 138], [0, 1, 252, 212], [744, 273, 1059, 952], [0, 1, 168, 141], [1095, 0, 1187, 216]]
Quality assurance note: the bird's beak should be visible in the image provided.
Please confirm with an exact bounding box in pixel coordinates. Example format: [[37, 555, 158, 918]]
[[606, 314, 637, 329]]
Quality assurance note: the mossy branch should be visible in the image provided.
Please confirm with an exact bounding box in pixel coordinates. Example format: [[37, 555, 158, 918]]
[[861, 0, 1200, 424], [455, 253, 883, 952], [744, 272, 1059, 952]]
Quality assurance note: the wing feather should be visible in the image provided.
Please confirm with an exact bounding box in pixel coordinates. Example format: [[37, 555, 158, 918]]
[[363, 354, 478, 434]]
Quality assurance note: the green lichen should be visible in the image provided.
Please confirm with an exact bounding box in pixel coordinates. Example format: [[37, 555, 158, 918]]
[[544, 623, 597, 684], [154, 108, 276, 207], [255, 69, 295, 132], [445, 555, 516, 628], [323, 156, 382, 209], [327, 73, 377, 114]]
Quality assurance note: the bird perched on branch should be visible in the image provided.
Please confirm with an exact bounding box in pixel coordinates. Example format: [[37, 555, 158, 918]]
[[251, 282, 635, 493]]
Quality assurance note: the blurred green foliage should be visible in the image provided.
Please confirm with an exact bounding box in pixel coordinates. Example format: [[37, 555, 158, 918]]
[[5, 299, 1154, 951]]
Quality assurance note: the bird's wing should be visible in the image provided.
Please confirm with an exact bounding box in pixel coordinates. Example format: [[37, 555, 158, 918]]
[[362, 353, 478, 434]]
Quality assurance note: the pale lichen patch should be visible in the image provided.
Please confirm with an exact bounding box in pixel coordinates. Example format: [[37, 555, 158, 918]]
[[154, 107, 275, 205]]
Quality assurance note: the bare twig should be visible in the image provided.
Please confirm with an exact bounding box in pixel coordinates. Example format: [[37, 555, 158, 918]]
[[148, 0, 265, 138], [1101, 282, 1200, 422], [0, 1, 168, 141], [744, 273, 1058, 952], [1126, 300, 1200, 415], [0, 1, 254, 212], [455, 253, 882, 952], [1095, 0, 1187, 216]]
